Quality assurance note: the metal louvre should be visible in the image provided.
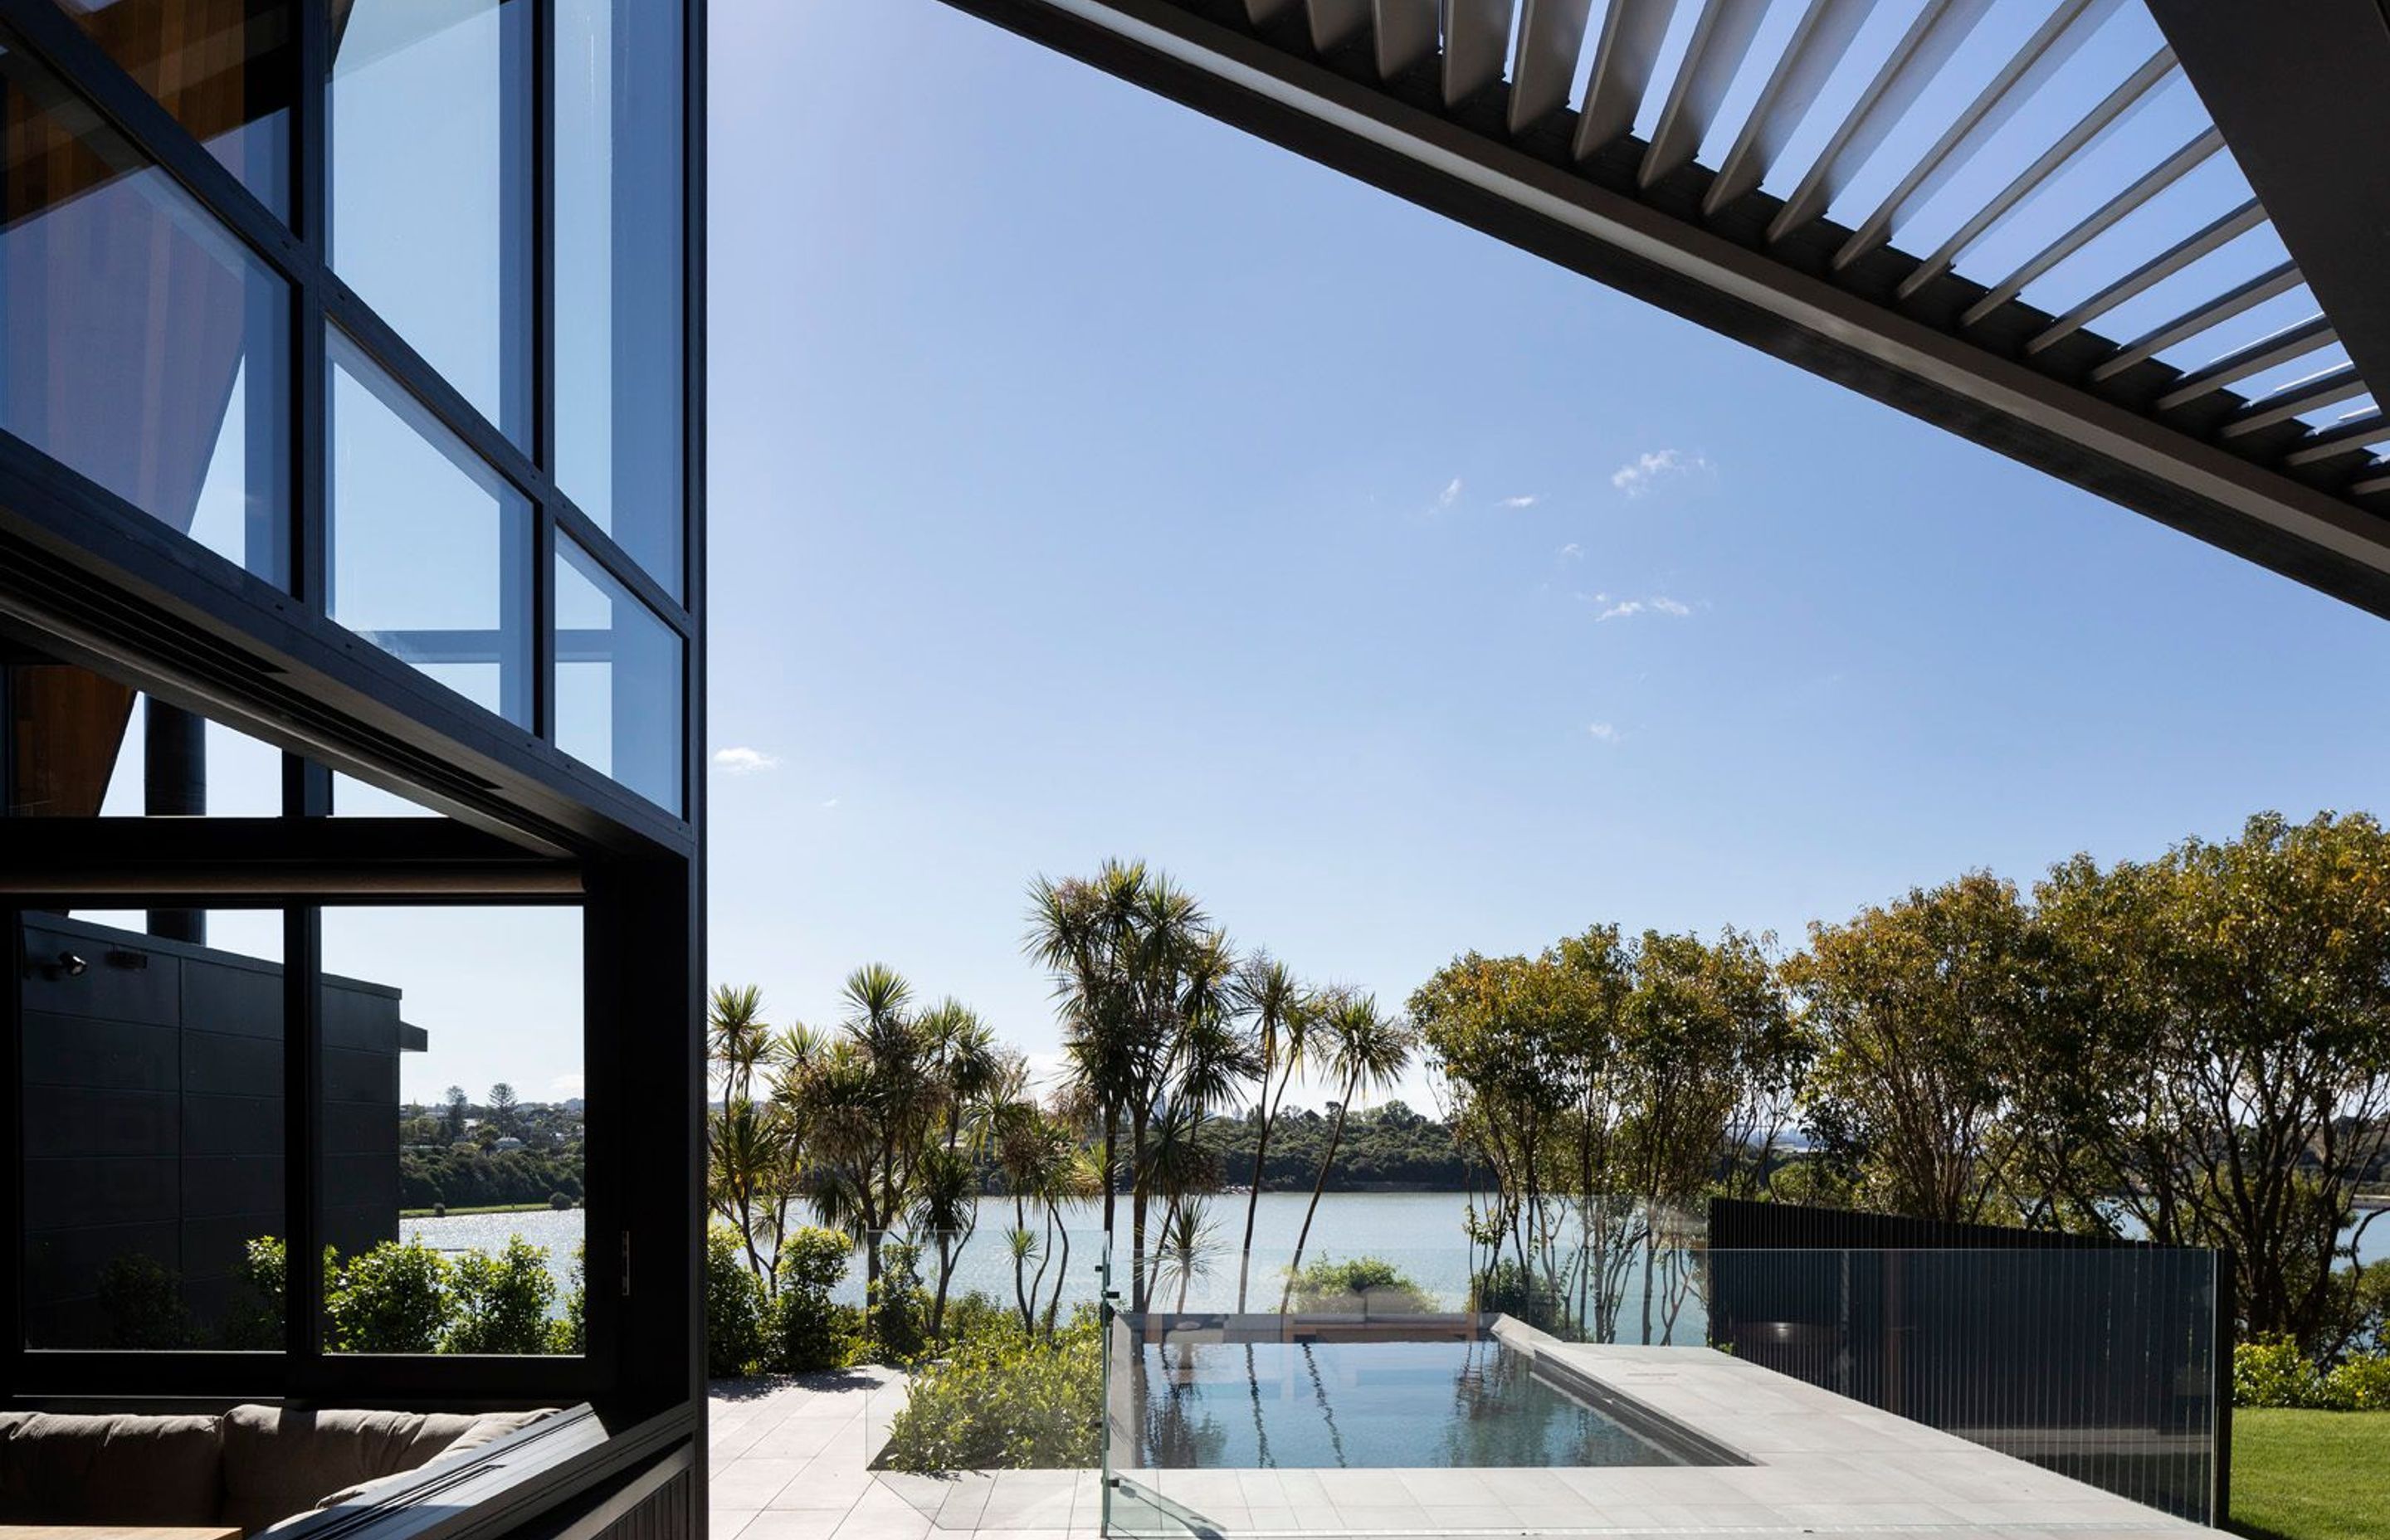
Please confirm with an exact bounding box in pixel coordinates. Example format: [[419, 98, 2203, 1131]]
[[937, 0, 2390, 617]]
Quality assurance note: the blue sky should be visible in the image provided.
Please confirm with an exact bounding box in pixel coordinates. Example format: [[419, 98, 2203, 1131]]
[[101, 1, 2388, 1109], [699, 0, 2390, 1108]]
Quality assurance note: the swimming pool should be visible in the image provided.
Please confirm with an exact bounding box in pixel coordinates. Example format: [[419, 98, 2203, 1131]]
[[1131, 1338, 1715, 1469]]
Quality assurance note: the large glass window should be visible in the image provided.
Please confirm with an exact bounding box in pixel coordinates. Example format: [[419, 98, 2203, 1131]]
[[0, 25, 290, 585], [556, 536, 681, 811], [329, 0, 530, 445], [62, 0, 293, 219], [19, 909, 286, 1351], [3, 655, 280, 824], [329, 332, 534, 726], [555, 0, 683, 592], [318, 907, 583, 1357]]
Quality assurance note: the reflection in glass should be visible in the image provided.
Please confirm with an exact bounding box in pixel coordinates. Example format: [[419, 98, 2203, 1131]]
[[0, 27, 290, 583], [556, 537, 682, 811], [319, 908, 584, 1356], [19, 910, 285, 1350], [63, 0, 293, 217], [555, 0, 683, 591], [329, 332, 533, 725], [330, 0, 529, 443], [3, 655, 280, 823]]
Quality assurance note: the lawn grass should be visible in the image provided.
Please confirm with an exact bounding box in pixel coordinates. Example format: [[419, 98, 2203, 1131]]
[[2231, 1409, 2390, 1540], [398, 1201, 568, 1218]]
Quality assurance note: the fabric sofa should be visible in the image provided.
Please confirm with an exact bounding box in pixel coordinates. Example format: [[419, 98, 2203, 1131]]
[[0, 1403, 555, 1534]]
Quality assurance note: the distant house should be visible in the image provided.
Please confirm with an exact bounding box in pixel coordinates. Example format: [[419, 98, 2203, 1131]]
[[493, 1137, 526, 1153]]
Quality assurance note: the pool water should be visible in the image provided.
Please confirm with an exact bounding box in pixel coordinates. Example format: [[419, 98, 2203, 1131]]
[[1134, 1339, 1691, 1469]]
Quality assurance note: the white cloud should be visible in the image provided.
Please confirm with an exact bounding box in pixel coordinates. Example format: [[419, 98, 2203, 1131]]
[[1596, 593, 1694, 622], [1611, 448, 1710, 498], [712, 746, 780, 774], [820, 796, 841, 809], [551, 1074, 585, 1099], [1499, 494, 1541, 509], [1586, 722, 1620, 743], [1436, 477, 1464, 509], [1558, 543, 1583, 560]]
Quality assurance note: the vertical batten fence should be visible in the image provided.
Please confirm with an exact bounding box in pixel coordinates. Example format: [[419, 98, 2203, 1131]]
[[1707, 1200, 2231, 1526]]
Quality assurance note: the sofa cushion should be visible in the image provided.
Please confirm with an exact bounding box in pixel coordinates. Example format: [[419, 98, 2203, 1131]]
[[218, 1405, 484, 1534], [268, 1410, 558, 1533], [0, 1410, 223, 1524]]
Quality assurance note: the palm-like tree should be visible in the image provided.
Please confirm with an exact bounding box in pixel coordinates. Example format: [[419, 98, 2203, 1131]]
[[1282, 992, 1417, 1310], [917, 1001, 1002, 1332], [1232, 955, 1314, 1309], [710, 984, 770, 1115], [1027, 860, 1245, 1309], [800, 964, 939, 1292], [1153, 1198, 1221, 1314]]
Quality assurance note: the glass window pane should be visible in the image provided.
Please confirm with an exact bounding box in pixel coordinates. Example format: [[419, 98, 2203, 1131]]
[[330, 0, 530, 444], [4, 658, 281, 820], [329, 331, 534, 727], [556, 536, 682, 811], [555, 0, 682, 592], [20, 909, 285, 1351], [318, 907, 584, 1357], [0, 27, 290, 585], [63, 0, 293, 218]]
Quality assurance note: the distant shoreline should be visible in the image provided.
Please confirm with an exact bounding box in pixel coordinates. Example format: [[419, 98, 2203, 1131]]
[[402, 1201, 572, 1218]]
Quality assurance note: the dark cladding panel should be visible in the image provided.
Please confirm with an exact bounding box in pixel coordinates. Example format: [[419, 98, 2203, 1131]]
[[20, 1012, 180, 1093], [22, 953, 181, 1026], [183, 1093, 284, 1158], [21, 1156, 180, 1231], [22, 1086, 180, 1159]]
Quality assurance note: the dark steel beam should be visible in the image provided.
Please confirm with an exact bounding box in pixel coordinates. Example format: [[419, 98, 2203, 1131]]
[[934, 0, 2390, 619], [0, 816, 583, 899], [2149, 0, 2390, 440]]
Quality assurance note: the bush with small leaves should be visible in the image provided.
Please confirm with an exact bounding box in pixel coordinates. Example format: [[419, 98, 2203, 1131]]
[[447, 1236, 556, 1354], [868, 1240, 932, 1362], [99, 1255, 195, 1349], [772, 1227, 855, 1372], [549, 1243, 588, 1355], [874, 1315, 1101, 1472], [706, 1226, 770, 1377], [328, 1239, 452, 1353], [220, 1236, 286, 1351], [1285, 1255, 1435, 1313], [2320, 1352, 2390, 1411]]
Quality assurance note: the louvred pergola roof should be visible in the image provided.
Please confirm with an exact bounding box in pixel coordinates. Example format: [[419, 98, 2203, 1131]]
[[940, 0, 2390, 615]]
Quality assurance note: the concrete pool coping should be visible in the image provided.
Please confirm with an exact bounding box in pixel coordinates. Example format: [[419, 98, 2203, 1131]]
[[710, 1333, 2232, 1540]]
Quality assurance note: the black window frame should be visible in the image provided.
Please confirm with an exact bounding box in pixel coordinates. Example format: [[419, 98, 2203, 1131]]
[[0, 0, 707, 1465]]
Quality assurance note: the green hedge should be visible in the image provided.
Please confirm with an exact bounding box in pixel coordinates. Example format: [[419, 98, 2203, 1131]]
[[2236, 1338, 2390, 1411]]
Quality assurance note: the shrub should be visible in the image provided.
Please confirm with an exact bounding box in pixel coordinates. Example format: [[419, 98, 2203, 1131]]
[[328, 1240, 452, 1353], [1285, 1255, 1435, 1313], [772, 1227, 855, 1372], [874, 1317, 1101, 1472], [220, 1236, 286, 1351], [549, 1244, 588, 1355], [706, 1226, 770, 1377], [447, 1236, 556, 1354], [549, 1192, 574, 1211], [99, 1255, 194, 1349], [2320, 1352, 2390, 1411], [868, 1240, 931, 1362], [939, 1289, 1015, 1348]]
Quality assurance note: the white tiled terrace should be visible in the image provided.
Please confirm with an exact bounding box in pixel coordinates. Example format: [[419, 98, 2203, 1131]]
[[708, 1340, 2233, 1540]]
